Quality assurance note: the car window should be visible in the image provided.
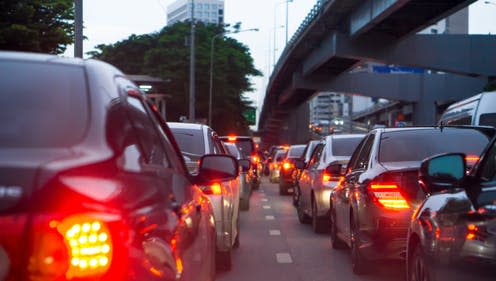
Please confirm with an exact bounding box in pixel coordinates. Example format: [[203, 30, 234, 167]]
[[480, 113, 496, 127], [212, 134, 225, 154], [235, 139, 254, 157], [480, 141, 496, 183], [127, 96, 170, 167], [0, 61, 89, 148], [332, 137, 363, 157], [288, 146, 305, 158], [274, 150, 287, 162], [352, 134, 375, 171], [309, 144, 324, 169], [170, 128, 205, 157], [379, 129, 491, 163]]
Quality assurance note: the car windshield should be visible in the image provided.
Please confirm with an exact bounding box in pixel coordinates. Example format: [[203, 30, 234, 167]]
[[332, 137, 363, 157], [170, 128, 205, 157], [379, 128, 492, 163], [288, 146, 305, 158], [0, 61, 88, 148], [234, 139, 254, 157]]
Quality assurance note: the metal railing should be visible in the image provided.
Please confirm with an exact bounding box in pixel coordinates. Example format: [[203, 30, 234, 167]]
[[271, 0, 330, 77]]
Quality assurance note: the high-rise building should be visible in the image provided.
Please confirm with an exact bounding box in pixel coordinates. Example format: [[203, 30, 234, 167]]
[[167, 0, 224, 25]]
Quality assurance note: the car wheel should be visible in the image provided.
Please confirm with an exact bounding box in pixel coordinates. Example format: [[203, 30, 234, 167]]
[[351, 219, 368, 275], [233, 219, 240, 248], [296, 198, 310, 224], [408, 243, 432, 281], [279, 183, 287, 195], [311, 198, 328, 233], [216, 249, 232, 271], [330, 209, 346, 249], [292, 186, 300, 207], [239, 199, 249, 211]]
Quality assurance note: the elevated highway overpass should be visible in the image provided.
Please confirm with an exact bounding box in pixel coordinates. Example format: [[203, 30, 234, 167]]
[[259, 0, 496, 146]]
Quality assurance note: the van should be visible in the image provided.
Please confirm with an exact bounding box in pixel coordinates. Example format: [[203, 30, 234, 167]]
[[438, 91, 496, 127]]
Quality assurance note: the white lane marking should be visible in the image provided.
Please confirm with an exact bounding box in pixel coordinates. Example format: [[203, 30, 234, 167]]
[[276, 253, 293, 263], [265, 215, 275, 220], [263, 205, 271, 209], [269, 229, 281, 236], [261, 198, 268, 202]]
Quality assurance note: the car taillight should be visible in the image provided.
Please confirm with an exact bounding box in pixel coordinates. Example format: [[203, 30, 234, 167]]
[[465, 155, 480, 166], [282, 161, 292, 170], [201, 182, 223, 195], [28, 213, 120, 280], [322, 173, 342, 187], [466, 223, 488, 241], [368, 183, 409, 210], [251, 155, 259, 163]]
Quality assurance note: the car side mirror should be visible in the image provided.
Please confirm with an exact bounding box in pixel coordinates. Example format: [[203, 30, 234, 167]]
[[238, 159, 251, 172], [325, 163, 343, 176], [419, 153, 466, 194], [294, 159, 305, 169], [197, 154, 239, 183]]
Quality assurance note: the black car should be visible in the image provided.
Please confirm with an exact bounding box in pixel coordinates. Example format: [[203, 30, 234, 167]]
[[279, 144, 306, 195], [407, 136, 496, 281], [0, 51, 238, 281], [329, 126, 495, 275]]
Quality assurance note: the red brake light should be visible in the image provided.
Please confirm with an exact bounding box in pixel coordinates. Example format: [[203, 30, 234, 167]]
[[29, 214, 117, 280], [465, 155, 480, 166], [252, 155, 259, 163], [368, 183, 409, 210], [202, 182, 223, 195], [227, 136, 237, 142], [322, 173, 332, 183], [282, 161, 292, 170]]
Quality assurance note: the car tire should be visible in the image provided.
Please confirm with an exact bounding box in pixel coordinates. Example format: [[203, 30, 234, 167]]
[[311, 198, 328, 233], [239, 199, 250, 211], [279, 183, 288, 195], [351, 219, 368, 275], [408, 243, 433, 281], [297, 199, 310, 224], [233, 219, 240, 248], [216, 249, 232, 271], [330, 209, 346, 249], [292, 186, 300, 207]]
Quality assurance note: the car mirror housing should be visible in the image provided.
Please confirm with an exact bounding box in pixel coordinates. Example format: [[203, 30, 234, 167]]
[[238, 159, 251, 172], [294, 159, 305, 169], [419, 153, 466, 194], [197, 154, 239, 183], [325, 163, 343, 176]]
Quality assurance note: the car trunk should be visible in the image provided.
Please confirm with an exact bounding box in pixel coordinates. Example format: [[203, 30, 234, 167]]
[[377, 161, 424, 206]]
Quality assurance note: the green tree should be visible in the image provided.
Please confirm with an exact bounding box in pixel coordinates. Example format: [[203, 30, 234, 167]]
[[0, 0, 75, 54], [91, 22, 261, 135]]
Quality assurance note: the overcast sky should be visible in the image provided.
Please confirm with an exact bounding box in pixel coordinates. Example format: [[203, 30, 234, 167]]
[[63, 0, 496, 117]]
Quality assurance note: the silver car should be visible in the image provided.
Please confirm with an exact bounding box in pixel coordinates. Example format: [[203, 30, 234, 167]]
[[168, 122, 240, 270], [297, 134, 364, 233], [224, 142, 252, 210]]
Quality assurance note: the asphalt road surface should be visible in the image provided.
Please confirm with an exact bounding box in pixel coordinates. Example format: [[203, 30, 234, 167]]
[[216, 178, 406, 281]]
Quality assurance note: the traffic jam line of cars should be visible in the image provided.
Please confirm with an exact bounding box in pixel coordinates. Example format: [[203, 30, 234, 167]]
[[0, 51, 261, 281], [269, 124, 496, 280]]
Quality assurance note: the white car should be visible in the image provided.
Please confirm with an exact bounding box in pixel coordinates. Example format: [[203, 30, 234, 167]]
[[168, 122, 240, 270]]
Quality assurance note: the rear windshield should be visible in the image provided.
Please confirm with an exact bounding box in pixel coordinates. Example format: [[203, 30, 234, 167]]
[[0, 61, 88, 148], [170, 128, 205, 156], [332, 137, 363, 157], [379, 129, 492, 163], [288, 146, 305, 158], [224, 143, 240, 158], [234, 139, 254, 157], [480, 113, 496, 127], [274, 151, 287, 162]]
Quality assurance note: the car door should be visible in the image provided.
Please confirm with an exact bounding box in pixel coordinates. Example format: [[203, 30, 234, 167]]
[[125, 91, 207, 281], [302, 144, 325, 211], [335, 134, 374, 241]]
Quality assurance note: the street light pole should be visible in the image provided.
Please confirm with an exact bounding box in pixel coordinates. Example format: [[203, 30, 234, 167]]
[[273, 0, 293, 68], [285, 0, 293, 44], [74, 0, 83, 58], [208, 28, 259, 127], [189, 0, 196, 122]]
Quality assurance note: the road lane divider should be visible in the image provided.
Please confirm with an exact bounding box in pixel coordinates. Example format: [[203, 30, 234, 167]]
[[275, 253, 293, 264]]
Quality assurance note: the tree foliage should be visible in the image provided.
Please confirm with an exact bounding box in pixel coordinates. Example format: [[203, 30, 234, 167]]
[[0, 0, 74, 54], [91, 22, 261, 135]]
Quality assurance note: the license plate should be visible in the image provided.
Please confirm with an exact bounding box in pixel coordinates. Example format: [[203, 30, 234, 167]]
[[0, 246, 9, 281]]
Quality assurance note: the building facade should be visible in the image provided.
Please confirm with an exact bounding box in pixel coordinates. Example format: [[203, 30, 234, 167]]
[[167, 0, 224, 25]]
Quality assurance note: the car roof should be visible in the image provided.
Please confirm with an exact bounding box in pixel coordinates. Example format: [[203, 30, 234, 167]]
[[167, 122, 206, 130], [324, 134, 365, 141], [373, 125, 495, 134], [0, 50, 85, 66]]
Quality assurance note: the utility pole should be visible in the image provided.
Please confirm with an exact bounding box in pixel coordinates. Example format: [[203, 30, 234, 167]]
[[74, 0, 83, 58], [285, 0, 292, 44], [189, 0, 196, 122]]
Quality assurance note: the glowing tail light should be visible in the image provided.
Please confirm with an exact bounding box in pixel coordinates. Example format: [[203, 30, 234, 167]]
[[251, 155, 259, 163], [322, 173, 342, 187], [282, 161, 293, 170], [227, 136, 237, 142], [368, 183, 409, 210], [202, 182, 223, 195], [465, 155, 480, 166], [466, 224, 488, 241], [29, 214, 116, 280]]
